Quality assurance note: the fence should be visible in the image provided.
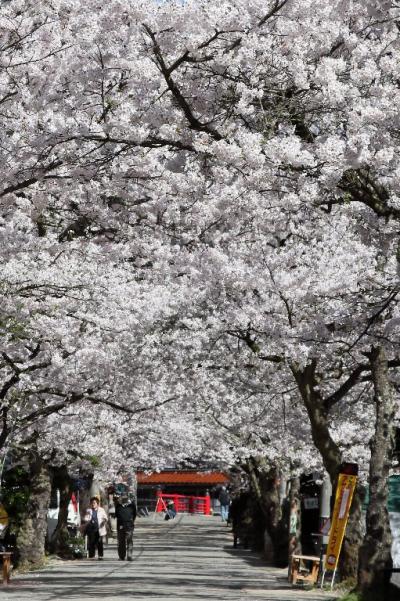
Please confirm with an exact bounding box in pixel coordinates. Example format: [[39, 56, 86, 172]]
[[155, 491, 211, 515]]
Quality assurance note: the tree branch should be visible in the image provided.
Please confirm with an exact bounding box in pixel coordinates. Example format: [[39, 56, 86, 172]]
[[324, 358, 400, 411], [143, 24, 222, 141]]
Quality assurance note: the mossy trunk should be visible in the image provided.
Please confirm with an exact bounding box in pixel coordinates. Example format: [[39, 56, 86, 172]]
[[358, 346, 394, 593], [245, 456, 289, 566], [79, 474, 94, 523], [340, 482, 364, 582], [48, 465, 73, 557], [16, 454, 51, 570], [291, 361, 362, 580], [288, 476, 302, 572]]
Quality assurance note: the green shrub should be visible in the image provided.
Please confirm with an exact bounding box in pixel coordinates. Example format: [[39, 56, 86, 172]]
[[1, 466, 31, 533]]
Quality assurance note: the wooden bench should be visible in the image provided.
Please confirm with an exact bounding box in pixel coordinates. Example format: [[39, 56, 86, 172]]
[[289, 554, 321, 586], [0, 552, 12, 585]]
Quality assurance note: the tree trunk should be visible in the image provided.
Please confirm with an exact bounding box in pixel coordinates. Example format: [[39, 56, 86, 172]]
[[340, 481, 365, 582], [79, 473, 94, 523], [358, 346, 394, 593], [291, 361, 362, 580], [245, 456, 289, 566], [16, 453, 52, 570], [291, 362, 342, 481], [288, 476, 302, 575], [48, 465, 73, 557]]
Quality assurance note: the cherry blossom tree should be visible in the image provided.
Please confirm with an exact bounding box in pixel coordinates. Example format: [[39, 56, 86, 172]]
[[2, 0, 400, 591]]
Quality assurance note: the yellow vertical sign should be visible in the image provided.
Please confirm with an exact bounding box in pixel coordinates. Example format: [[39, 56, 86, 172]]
[[324, 473, 357, 571]]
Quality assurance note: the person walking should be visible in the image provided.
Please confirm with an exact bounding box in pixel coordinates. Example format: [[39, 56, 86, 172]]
[[84, 496, 108, 560], [164, 500, 177, 520], [115, 493, 137, 561], [229, 493, 249, 548], [219, 486, 231, 522]]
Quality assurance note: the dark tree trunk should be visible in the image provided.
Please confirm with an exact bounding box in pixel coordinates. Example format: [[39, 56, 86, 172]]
[[245, 456, 289, 566], [340, 481, 365, 582], [318, 473, 361, 580], [79, 474, 94, 523], [16, 453, 51, 570], [48, 465, 73, 557], [291, 361, 342, 481], [291, 361, 362, 581], [358, 346, 394, 593], [288, 476, 302, 572]]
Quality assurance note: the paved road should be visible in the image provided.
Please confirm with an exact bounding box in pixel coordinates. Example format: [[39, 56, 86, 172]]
[[1, 514, 338, 601]]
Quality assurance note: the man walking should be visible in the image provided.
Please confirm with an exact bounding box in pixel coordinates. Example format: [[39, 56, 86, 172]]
[[219, 486, 231, 522], [115, 493, 137, 561]]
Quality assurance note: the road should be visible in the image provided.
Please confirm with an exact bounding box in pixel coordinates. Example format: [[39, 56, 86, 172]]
[[0, 514, 338, 601]]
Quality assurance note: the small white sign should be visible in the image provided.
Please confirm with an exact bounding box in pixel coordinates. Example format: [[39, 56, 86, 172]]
[[339, 488, 350, 519]]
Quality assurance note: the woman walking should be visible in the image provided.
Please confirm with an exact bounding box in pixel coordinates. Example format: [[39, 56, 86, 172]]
[[84, 496, 108, 560]]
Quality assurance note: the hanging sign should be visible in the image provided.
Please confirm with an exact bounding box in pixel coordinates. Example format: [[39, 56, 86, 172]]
[[324, 463, 358, 572]]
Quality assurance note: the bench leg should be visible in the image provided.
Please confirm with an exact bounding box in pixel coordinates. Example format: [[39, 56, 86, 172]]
[[310, 562, 319, 585], [291, 560, 299, 585], [3, 557, 10, 584]]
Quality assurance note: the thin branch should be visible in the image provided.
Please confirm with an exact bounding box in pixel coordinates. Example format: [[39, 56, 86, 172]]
[[258, 0, 289, 26]]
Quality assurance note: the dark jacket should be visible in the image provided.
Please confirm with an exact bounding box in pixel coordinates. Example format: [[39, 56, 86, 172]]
[[219, 490, 231, 506], [115, 501, 137, 528]]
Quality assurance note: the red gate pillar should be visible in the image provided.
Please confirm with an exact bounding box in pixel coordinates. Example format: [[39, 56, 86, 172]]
[[155, 487, 163, 512], [205, 490, 211, 515]]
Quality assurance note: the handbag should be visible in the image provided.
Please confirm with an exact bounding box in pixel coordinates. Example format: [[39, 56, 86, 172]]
[[80, 520, 97, 535], [80, 522, 90, 535]]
